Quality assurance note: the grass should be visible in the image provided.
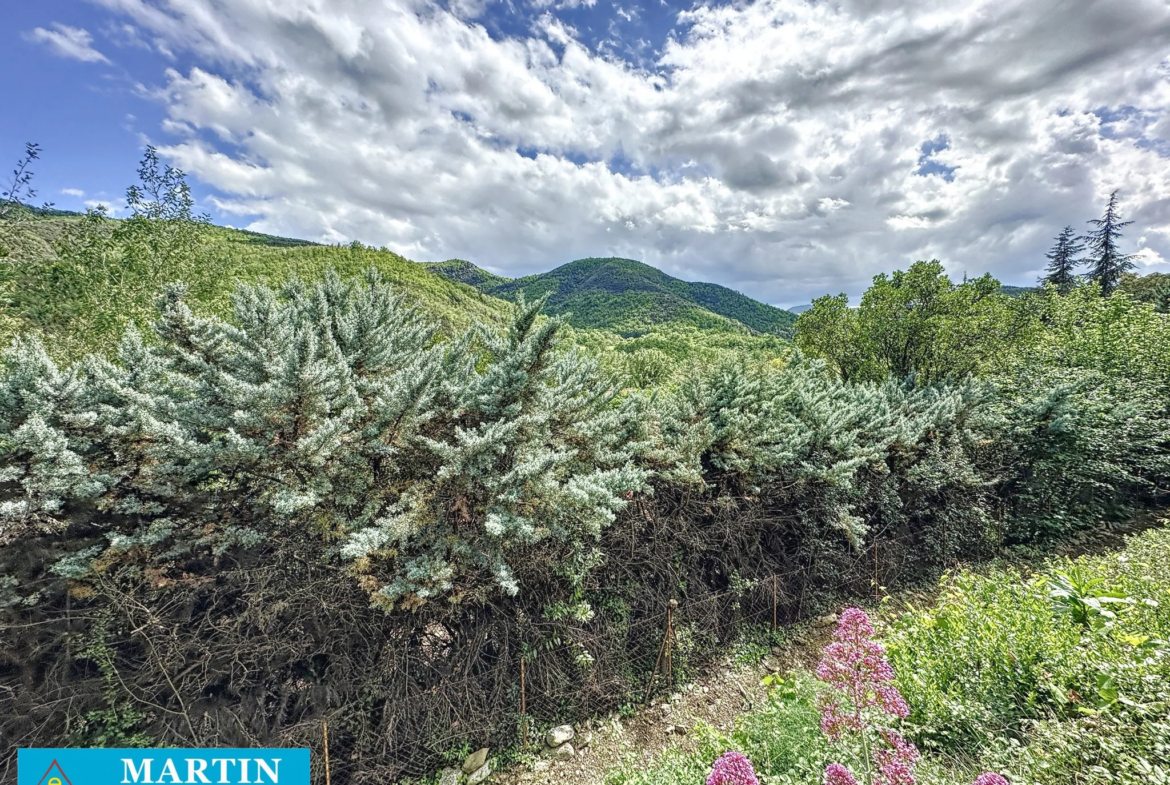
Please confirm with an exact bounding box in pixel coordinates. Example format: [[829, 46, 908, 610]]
[[0, 217, 513, 360], [604, 525, 1170, 785]]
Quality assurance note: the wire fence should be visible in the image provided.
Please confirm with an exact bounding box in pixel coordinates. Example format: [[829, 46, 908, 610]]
[[0, 522, 940, 785]]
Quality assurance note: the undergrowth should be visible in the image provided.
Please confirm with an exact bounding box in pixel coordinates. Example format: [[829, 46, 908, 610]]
[[606, 525, 1170, 785]]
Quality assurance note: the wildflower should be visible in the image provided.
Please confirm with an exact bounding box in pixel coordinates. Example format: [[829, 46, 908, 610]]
[[973, 774, 1009, 785], [815, 608, 910, 730], [824, 763, 861, 785], [873, 730, 920, 785], [815, 608, 919, 785], [707, 751, 760, 785]]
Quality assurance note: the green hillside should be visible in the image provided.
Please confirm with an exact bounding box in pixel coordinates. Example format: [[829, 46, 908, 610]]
[[429, 257, 797, 336], [1, 214, 513, 359], [425, 259, 509, 289]]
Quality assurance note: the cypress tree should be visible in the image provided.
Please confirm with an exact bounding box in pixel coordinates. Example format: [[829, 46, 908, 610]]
[[1083, 190, 1135, 296], [1040, 226, 1083, 293]]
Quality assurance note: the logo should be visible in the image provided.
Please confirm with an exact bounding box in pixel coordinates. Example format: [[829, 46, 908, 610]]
[[18, 749, 310, 785], [35, 760, 73, 785]]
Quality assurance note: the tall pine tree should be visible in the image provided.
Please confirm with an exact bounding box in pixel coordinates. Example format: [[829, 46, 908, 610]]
[[1083, 190, 1135, 296], [1040, 226, 1083, 293]]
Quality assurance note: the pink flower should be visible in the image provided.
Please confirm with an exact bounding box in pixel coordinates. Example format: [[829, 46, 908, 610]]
[[707, 751, 759, 785], [816, 608, 911, 732], [973, 774, 1009, 785], [824, 763, 861, 785], [873, 730, 920, 785]]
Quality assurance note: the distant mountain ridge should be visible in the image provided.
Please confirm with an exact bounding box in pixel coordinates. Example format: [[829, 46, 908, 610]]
[[426, 257, 796, 336]]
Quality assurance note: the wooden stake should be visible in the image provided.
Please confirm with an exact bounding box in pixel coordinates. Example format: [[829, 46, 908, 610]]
[[322, 721, 331, 785], [664, 600, 675, 688], [644, 599, 678, 703], [520, 655, 528, 748], [771, 574, 778, 631]]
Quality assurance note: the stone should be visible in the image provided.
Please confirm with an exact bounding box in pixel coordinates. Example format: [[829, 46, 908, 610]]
[[771, 646, 784, 657], [532, 761, 551, 773], [815, 613, 839, 627], [439, 768, 460, 785], [575, 729, 593, 749], [544, 742, 575, 760], [463, 748, 489, 774], [545, 724, 575, 748], [467, 762, 492, 785], [762, 655, 782, 672]]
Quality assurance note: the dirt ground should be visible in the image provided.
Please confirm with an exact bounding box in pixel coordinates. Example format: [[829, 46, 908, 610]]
[[492, 617, 838, 785]]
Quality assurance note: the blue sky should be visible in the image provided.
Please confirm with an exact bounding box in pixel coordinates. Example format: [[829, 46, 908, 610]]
[[6, 0, 1170, 307]]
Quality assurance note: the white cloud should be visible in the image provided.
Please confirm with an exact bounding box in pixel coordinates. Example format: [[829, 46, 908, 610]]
[[61, 188, 86, 198], [85, 198, 126, 216], [23, 23, 112, 64], [90, 0, 1170, 305]]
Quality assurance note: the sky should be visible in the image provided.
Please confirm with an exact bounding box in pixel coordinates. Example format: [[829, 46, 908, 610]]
[[5, 0, 1170, 307]]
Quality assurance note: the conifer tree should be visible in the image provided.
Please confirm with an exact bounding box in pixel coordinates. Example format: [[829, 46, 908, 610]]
[[1083, 190, 1135, 296], [1040, 226, 1083, 293]]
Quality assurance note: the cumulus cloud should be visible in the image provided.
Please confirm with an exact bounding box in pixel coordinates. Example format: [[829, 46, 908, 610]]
[[24, 23, 112, 64], [88, 0, 1170, 304]]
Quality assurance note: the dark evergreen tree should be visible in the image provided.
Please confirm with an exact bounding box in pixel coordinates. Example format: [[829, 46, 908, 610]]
[[1083, 190, 1135, 296], [1040, 226, 1083, 293]]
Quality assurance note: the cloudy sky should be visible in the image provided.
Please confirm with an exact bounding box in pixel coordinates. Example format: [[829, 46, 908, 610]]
[[5, 0, 1170, 306]]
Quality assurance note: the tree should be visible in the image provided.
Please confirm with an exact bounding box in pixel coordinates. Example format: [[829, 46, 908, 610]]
[[1083, 190, 1135, 296], [1117, 271, 1170, 314], [0, 143, 44, 222], [1040, 226, 1083, 293], [117, 146, 209, 281], [795, 261, 1040, 383]]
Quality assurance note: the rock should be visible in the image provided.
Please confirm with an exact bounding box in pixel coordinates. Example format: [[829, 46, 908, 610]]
[[545, 724, 575, 748], [701, 686, 710, 694], [771, 646, 784, 656], [544, 742, 575, 760], [467, 762, 492, 785], [815, 613, 839, 628], [439, 768, 461, 785], [463, 748, 489, 774], [762, 655, 782, 672], [575, 729, 593, 749], [664, 724, 675, 734], [670, 692, 682, 703], [532, 761, 551, 773]]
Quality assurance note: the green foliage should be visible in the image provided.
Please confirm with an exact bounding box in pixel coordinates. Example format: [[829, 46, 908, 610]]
[[0, 272, 646, 610], [1040, 226, 1084, 294], [1117, 271, 1170, 313], [795, 261, 1039, 383], [1083, 190, 1137, 297], [431, 256, 798, 336], [606, 677, 828, 785], [425, 259, 509, 289], [887, 527, 1170, 784]]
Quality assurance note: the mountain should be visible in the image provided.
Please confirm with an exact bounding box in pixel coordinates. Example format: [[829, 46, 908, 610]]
[[1000, 284, 1035, 298], [426, 259, 509, 290], [787, 304, 813, 314], [428, 257, 796, 336]]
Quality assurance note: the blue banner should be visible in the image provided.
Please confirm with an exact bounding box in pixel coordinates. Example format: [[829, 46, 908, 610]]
[[17, 749, 311, 785]]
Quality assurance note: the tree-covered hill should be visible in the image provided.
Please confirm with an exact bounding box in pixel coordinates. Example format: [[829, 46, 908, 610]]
[[428, 256, 798, 336], [425, 259, 509, 289], [1, 212, 514, 359]]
